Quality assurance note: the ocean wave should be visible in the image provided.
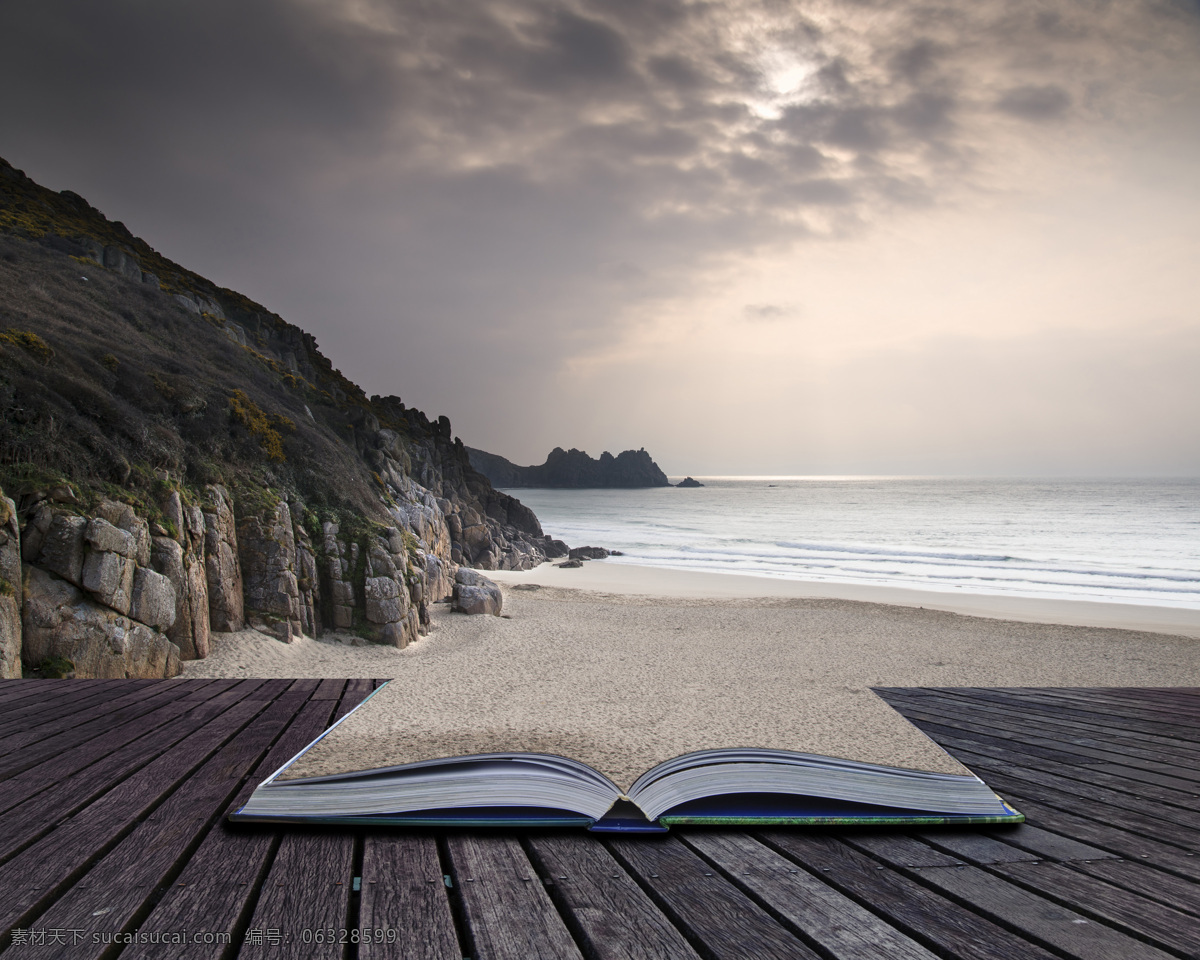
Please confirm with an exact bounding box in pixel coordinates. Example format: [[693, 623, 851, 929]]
[[514, 478, 1200, 607]]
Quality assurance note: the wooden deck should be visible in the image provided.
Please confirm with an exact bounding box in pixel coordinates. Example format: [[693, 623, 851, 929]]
[[0, 681, 1197, 959]]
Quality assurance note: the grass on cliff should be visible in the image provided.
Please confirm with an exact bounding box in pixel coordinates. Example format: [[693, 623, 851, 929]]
[[0, 232, 387, 525]]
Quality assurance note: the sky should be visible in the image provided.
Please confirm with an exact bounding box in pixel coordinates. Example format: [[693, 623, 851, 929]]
[[2, 0, 1199, 476]]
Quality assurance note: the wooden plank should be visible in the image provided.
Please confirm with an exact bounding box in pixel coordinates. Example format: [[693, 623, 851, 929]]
[[0, 680, 242, 780], [0, 682, 247, 862], [125, 695, 343, 960], [983, 794, 1200, 883], [310, 678, 345, 700], [845, 838, 1179, 960], [760, 831, 1062, 960], [878, 690, 1187, 763], [0, 679, 74, 708], [837, 832, 963, 868], [607, 835, 821, 960], [1070, 859, 1200, 918], [0, 679, 231, 813], [683, 831, 938, 960], [944, 755, 1200, 850], [923, 713, 1200, 787], [0, 684, 277, 936], [993, 860, 1200, 956], [964, 688, 1200, 729], [979, 824, 1118, 864], [1086, 761, 1200, 796], [1, 682, 303, 960], [446, 833, 585, 960], [359, 835, 462, 960], [911, 830, 1041, 865], [895, 690, 1200, 762], [333, 677, 376, 722], [943, 737, 1200, 813], [526, 833, 702, 960], [885, 694, 1200, 780], [0, 680, 147, 754], [882, 707, 1200, 809], [239, 831, 356, 960]]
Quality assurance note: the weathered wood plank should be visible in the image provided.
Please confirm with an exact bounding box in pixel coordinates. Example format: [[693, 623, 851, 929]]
[[893, 698, 1200, 784], [909, 830, 1041, 865], [0, 680, 150, 757], [123, 697, 343, 960], [239, 831, 356, 960], [0, 683, 302, 960], [941, 736, 1200, 813], [446, 833, 585, 960], [0, 679, 232, 814], [958, 688, 1200, 727], [885, 694, 1200, 780], [0, 679, 123, 727], [310, 678, 345, 700], [759, 831, 1062, 960], [981, 794, 1200, 883], [333, 677, 376, 722], [0, 679, 79, 708], [359, 834, 461, 960], [0, 680, 245, 782], [0, 683, 247, 861], [1069, 859, 1200, 918], [608, 835, 820, 960], [993, 860, 1200, 956], [945, 758, 1200, 851], [0, 686, 278, 936], [839, 833, 964, 868], [683, 831, 938, 960], [978, 824, 1117, 864], [893, 690, 1200, 761], [527, 833, 702, 960], [842, 837, 1179, 959]]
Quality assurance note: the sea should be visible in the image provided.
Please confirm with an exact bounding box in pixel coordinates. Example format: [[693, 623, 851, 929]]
[[501, 477, 1200, 609]]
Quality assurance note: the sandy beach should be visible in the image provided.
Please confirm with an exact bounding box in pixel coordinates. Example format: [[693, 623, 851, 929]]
[[185, 562, 1200, 788]]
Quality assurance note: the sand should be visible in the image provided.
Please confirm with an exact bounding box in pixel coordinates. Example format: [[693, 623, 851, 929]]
[[184, 563, 1200, 792]]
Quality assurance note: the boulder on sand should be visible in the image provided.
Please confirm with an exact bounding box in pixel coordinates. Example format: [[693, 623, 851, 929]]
[[452, 567, 503, 616]]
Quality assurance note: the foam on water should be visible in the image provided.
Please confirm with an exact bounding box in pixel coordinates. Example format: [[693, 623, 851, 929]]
[[502, 477, 1200, 608]]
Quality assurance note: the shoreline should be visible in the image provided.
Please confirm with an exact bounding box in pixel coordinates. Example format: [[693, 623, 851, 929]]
[[487, 561, 1200, 639]]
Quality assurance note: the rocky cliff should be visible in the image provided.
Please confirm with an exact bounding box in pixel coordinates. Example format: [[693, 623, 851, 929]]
[[467, 446, 671, 488], [0, 156, 564, 678]]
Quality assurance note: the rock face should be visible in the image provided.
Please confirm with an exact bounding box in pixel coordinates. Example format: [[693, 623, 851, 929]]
[[80, 518, 137, 614], [0, 156, 581, 675], [568, 546, 610, 560], [452, 567, 503, 616], [150, 492, 211, 661], [203, 486, 244, 631], [238, 501, 304, 642], [467, 445, 671, 489], [0, 490, 22, 677], [22, 566, 180, 678]]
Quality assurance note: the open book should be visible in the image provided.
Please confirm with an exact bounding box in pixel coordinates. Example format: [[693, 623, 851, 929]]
[[231, 684, 1022, 833]]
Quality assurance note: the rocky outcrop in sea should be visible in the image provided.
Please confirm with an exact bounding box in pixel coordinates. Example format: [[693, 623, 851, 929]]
[[466, 445, 671, 488], [0, 156, 555, 677]]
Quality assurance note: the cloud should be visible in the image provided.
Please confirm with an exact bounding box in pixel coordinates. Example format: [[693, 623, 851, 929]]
[[742, 303, 798, 323], [2, 0, 1198, 471], [996, 85, 1072, 121]]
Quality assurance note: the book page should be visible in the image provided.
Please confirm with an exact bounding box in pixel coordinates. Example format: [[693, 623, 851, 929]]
[[285, 588, 971, 792]]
